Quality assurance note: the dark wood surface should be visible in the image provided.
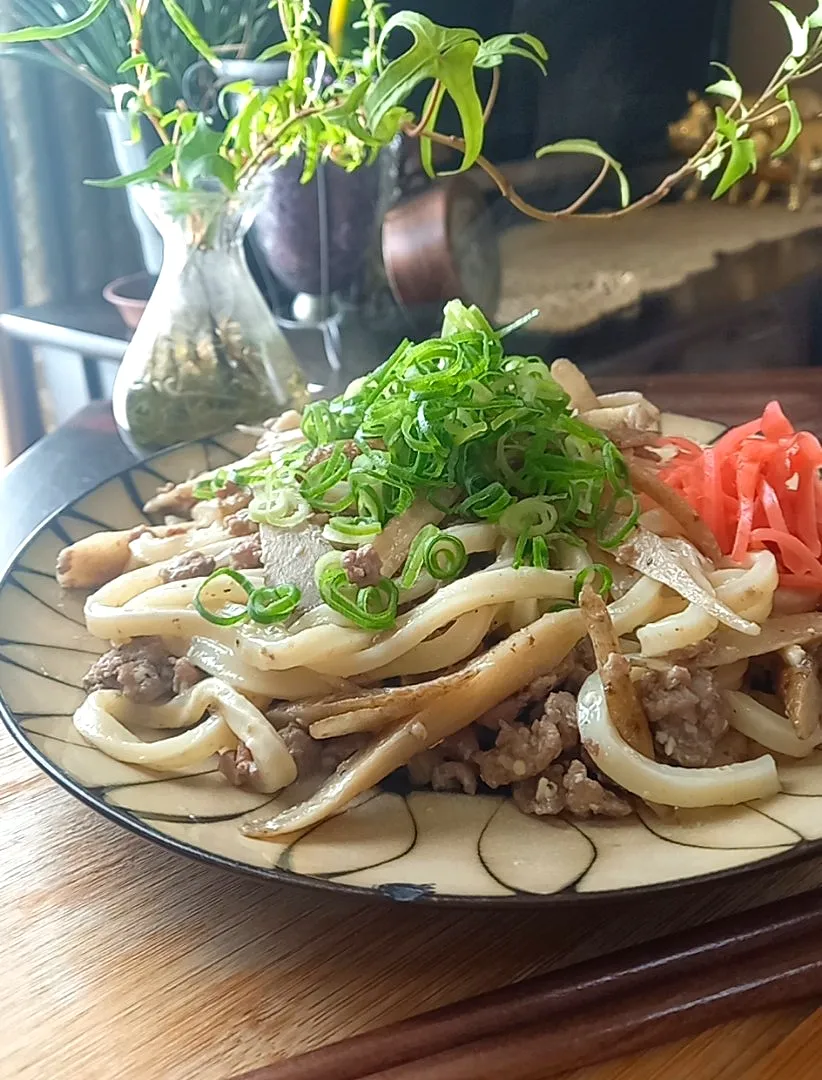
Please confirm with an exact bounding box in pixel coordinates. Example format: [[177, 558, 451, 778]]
[[6, 368, 822, 1080]]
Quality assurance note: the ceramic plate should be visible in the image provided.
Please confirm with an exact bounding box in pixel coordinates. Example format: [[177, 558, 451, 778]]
[[4, 415, 822, 905]]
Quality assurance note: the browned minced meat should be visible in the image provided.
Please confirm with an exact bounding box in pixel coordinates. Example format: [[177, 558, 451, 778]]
[[638, 665, 729, 767], [218, 743, 257, 788], [83, 636, 175, 704], [172, 658, 206, 694], [531, 690, 579, 751], [513, 760, 632, 819], [408, 729, 481, 795], [475, 700, 566, 789], [303, 441, 361, 470], [216, 479, 252, 516], [159, 550, 216, 583], [224, 509, 259, 536], [476, 668, 572, 731], [341, 545, 383, 587], [228, 533, 263, 570], [143, 480, 197, 517], [277, 722, 369, 778]]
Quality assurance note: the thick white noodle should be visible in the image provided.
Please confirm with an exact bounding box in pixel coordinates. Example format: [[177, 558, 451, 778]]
[[577, 674, 779, 806], [636, 551, 778, 657], [278, 566, 577, 677], [73, 677, 297, 791], [187, 637, 342, 699], [367, 607, 497, 679], [724, 690, 822, 757]]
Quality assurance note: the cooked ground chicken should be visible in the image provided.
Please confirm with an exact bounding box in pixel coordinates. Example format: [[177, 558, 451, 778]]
[[476, 704, 564, 788], [218, 743, 257, 787], [532, 690, 579, 750], [513, 760, 632, 819], [342, 545, 383, 587], [143, 480, 197, 517], [224, 509, 259, 536], [172, 657, 206, 694], [228, 533, 263, 570], [277, 722, 369, 778], [430, 761, 478, 796], [83, 636, 175, 704], [159, 550, 215, 583], [407, 729, 481, 793], [303, 441, 361, 470], [216, 479, 252, 516], [638, 664, 729, 767]]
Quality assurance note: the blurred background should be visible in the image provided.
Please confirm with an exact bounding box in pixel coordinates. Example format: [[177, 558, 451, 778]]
[[2, 0, 822, 462]]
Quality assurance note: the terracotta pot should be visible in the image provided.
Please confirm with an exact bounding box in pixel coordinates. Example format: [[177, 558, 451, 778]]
[[103, 271, 156, 330]]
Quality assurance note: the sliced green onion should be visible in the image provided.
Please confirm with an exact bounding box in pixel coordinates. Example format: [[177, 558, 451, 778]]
[[574, 563, 614, 601], [596, 493, 641, 550], [322, 517, 383, 546], [497, 308, 539, 338], [301, 400, 337, 445], [249, 483, 312, 528], [248, 584, 301, 624], [194, 567, 254, 626], [531, 535, 549, 569], [316, 555, 399, 630], [499, 497, 559, 539], [512, 532, 530, 570], [458, 482, 514, 521], [399, 524, 440, 589], [424, 533, 467, 581], [548, 600, 577, 612], [300, 446, 351, 500]]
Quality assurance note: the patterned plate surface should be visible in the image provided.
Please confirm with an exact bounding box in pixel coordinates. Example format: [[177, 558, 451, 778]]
[[4, 415, 822, 905]]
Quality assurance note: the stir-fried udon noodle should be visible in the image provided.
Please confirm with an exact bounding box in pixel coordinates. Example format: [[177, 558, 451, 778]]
[[58, 301, 822, 837]]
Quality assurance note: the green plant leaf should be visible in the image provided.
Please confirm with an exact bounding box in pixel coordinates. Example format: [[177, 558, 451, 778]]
[[0, 0, 111, 42], [368, 12, 484, 171], [158, 0, 216, 63], [474, 32, 548, 74], [770, 1, 810, 56], [772, 86, 803, 157], [84, 143, 176, 187], [117, 52, 147, 72], [255, 42, 291, 62], [712, 129, 757, 199], [418, 80, 445, 176], [536, 138, 630, 207], [176, 113, 233, 188], [810, 0, 822, 27], [705, 78, 742, 102]]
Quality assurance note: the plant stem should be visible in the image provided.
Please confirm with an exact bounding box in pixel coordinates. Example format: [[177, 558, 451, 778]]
[[405, 79, 444, 138], [482, 66, 500, 125], [238, 105, 325, 183]]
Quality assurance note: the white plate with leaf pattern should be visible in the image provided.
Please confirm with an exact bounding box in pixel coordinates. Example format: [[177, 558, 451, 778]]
[[4, 414, 822, 904]]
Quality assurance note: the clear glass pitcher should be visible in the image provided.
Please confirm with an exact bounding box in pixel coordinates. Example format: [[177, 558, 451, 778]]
[[112, 184, 308, 452]]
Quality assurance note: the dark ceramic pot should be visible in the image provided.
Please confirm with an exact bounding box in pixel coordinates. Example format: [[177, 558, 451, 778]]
[[253, 155, 385, 297]]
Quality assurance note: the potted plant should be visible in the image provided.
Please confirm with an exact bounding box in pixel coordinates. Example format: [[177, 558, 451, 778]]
[[1, 0, 286, 272], [1, 0, 818, 452]]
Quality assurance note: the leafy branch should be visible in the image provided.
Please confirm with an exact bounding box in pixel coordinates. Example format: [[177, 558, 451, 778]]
[[1, 0, 819, 222]]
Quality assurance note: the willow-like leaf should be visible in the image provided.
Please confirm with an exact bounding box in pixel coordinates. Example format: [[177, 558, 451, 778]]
[[536, 138, 630, 208], [84, 143, 176, 187], [474, 32, 547, 74], [771, 1, 810, 57], [0, 0, 111, 42], [158, 0, 216, 64], [772, 86, 803, 157]]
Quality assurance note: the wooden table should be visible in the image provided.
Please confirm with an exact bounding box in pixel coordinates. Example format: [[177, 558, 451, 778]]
[[6, 368, 822, 1080]]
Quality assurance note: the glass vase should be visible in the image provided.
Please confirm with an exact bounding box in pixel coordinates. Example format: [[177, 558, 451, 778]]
[[112, 185, 308, 453]]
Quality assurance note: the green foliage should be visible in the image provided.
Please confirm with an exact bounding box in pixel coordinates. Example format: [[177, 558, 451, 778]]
[[536, 138, 631, 207], [0, 0, 283, 104]]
